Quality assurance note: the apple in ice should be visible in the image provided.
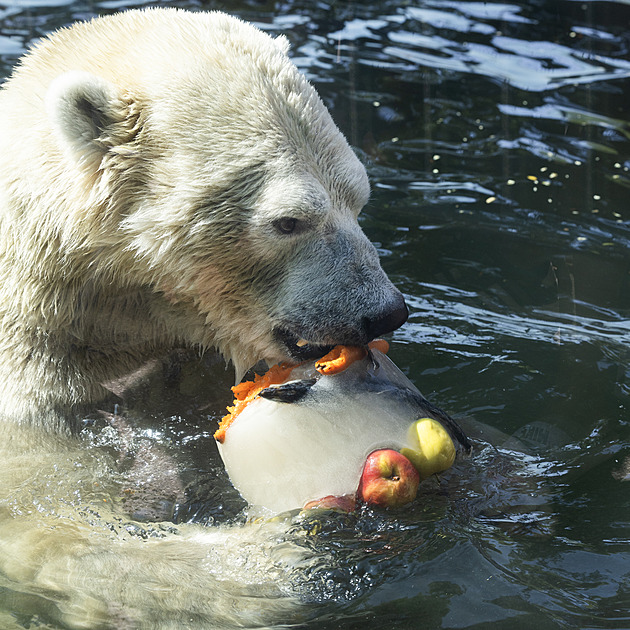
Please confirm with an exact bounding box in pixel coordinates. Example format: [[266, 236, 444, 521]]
[[358, 449, 420, 508], [400, 417, 456, 480], [303, 494, 357, 512]]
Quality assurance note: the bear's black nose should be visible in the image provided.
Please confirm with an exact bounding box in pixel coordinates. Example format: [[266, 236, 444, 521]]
[[365, 293, 409, 340]]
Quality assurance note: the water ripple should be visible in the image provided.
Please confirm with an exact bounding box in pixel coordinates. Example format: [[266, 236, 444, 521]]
[[381, 32, 630, 91], [398, 286, 630, 349]]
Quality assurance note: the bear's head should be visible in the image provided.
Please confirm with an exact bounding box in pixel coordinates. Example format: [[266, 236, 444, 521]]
[[40, 10, 408, 378]]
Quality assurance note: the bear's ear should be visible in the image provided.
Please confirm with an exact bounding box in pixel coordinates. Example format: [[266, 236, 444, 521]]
[[45, 71, 135, 169]]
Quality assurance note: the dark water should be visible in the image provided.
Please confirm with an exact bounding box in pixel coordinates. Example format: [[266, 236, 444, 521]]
[[1, 0, 629, 628]]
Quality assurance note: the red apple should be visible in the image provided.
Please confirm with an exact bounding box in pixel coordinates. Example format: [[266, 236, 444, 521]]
[[303, 494, 357, 512], [358, 449, 420, 508]]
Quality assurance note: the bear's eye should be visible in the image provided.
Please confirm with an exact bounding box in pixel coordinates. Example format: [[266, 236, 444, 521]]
[[274, 217, 298, 235]]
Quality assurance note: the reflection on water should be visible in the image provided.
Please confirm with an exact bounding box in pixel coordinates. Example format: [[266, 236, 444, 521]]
[[0, 0, 629, 628]]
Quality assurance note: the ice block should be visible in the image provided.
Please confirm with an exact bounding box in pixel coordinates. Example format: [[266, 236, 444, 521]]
[[216, 349, 470, 514]]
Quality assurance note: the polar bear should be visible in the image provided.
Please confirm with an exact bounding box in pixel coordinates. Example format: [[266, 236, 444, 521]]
[[0, 8, 408, 627], [0, 8, 407, 433]]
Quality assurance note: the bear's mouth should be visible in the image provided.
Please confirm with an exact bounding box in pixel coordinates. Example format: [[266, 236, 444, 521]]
[[273, 328, 335, 362]]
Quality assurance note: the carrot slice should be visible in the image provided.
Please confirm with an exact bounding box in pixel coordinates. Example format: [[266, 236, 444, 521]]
[[214, 362, 295, 443], [315, 345, 367, 375], [315, 340, 391, 375], [368, 338, 390, 354]]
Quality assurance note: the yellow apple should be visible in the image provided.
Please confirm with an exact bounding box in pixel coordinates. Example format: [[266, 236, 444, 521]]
[[400, 418, 456, 480]]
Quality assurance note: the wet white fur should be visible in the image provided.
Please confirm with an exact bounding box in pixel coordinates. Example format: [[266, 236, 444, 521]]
[[0, 8, 388, 428], [0, 9, 399, 626]]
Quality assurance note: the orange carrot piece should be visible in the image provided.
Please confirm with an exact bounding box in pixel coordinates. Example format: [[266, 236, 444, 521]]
[[315, 345, 367, 375], [214, 362, 295, 443], [315, 339, 390, 375], [368, 339, 390, 354]]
